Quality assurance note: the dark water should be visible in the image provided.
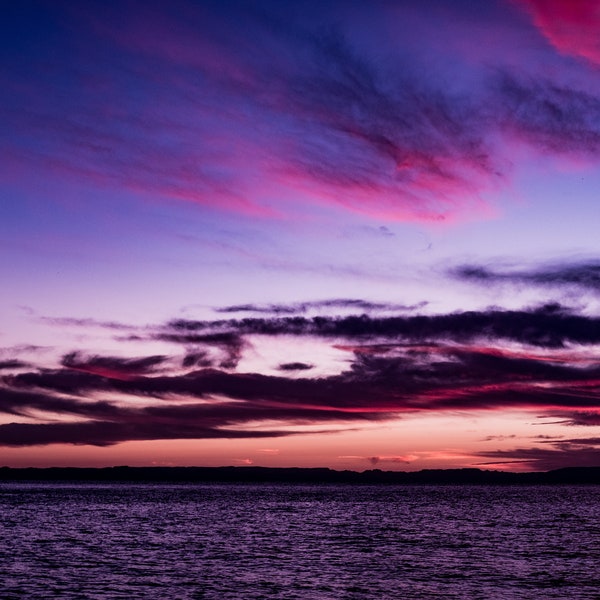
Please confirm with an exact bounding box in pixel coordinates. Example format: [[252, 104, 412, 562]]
[[1, 484, 599, 599]]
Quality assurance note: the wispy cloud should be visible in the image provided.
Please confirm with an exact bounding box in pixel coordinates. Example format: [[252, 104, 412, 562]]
[[493, 71, 600, 156], [214, 299, 425, 315], [550, 411, 600, 426], [39, 316, 140, 331], [5, 1, 600, 225]]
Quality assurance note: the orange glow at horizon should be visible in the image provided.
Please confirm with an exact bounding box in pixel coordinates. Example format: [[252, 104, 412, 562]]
[[0, 410, 583, 473]]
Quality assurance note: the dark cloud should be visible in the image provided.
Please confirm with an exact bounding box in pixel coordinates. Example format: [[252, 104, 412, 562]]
[[0, 373, 383, 447], [6, 369, 116, 396], [214, 299, 424, 315], [182, 350, 213, 369], [215, 304, 300, 315], [0, 387, 121, 420], [156, 332, 246, 369], [477, 440, 600, 471], [0, 360, 27, 370], [61, 352, 167, 379], [4, 298, 600, 447], [452, 261, 600, 292], [552, 412, 600, 427], [167, 306, 600, 348], [539, 437, 600, 446], [278, 362, 314, 371], [0, 420, 298, 447], [3, 333, 600, 446], [367, 455, 412, 466]]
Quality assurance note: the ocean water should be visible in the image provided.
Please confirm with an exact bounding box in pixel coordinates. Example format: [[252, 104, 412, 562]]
[[1, 483, 599, 599]]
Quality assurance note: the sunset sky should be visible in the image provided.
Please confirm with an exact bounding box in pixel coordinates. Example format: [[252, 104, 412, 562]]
[[2, 0, 600, 471]]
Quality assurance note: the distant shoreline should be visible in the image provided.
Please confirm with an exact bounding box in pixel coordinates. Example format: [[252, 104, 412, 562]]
[[1, 465, 600, 485]]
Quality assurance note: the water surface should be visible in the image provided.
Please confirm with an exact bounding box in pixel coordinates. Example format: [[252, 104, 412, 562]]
[[1, 483, 599, 599]]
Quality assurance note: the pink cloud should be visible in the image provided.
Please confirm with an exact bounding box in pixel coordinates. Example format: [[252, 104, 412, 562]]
[[517, 0, 600, 65], [3, 1, 509, 226]]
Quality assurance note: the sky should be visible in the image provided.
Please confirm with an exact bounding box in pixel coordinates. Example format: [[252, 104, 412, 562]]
[[2, 0, 600, 472]]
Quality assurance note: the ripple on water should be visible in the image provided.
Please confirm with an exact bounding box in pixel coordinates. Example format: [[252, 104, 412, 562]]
[[1, 483, 599, 599]]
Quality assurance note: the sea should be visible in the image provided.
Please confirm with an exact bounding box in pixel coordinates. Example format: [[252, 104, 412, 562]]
[[1, 483, 599, 599]]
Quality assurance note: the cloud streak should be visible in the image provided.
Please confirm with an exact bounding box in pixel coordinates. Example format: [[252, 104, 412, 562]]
[[493, 71, 600, 156], [61, 352, 168, 380], [166, 305, 600, 348], [214, 299, 425, 315], [452, 261, 600, 292]]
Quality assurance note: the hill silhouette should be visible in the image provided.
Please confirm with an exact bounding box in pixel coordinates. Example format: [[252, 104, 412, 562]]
[[1, 465, 599, 484]]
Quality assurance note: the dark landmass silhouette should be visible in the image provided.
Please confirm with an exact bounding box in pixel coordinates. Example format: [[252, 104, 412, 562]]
[[1, 466, 599, 484]]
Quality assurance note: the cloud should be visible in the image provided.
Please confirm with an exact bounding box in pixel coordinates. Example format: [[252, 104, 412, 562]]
[[0, 360, 27, 370], [167, 306, 600, 348], [477, 438, 600, 471], [3, 328, 600, 446], [352, 225, 396, 238], [367, 455, 414, 466], [5, 1, 600, 226], [275, 28, 496, 222], [5, 0, 489, 222], [0, 420, 297, 447], [155, 332, 246, 369], [552, 411, 600, 426], [61, 352, 168, 380], [0, 369, 382, 446], [493, 71, 600, 157], [517, 0, 600, 66], [453, 261, 600, 292], [38, 317, 138, 330], [4, 297, 600, 447], [182, 351, 213, 369], [214, 299, 424, 315], [278, 363, 314, 371], [539, 436, 600, 445], [340, 454, 416, 465], [0, 387, 122, 420]]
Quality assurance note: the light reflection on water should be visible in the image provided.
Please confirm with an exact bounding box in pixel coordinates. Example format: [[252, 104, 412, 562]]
[[1, 483, 599, 599]]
